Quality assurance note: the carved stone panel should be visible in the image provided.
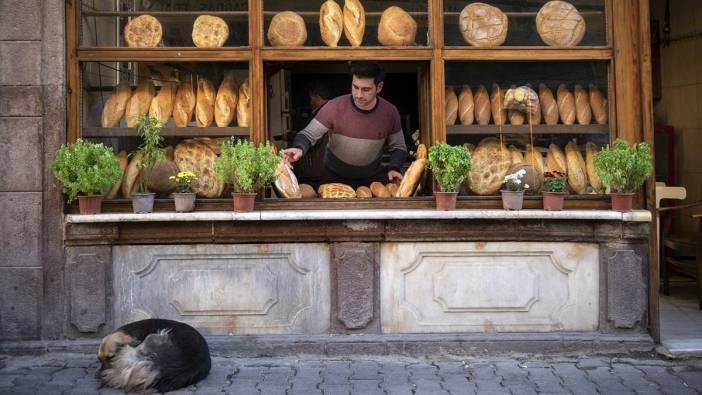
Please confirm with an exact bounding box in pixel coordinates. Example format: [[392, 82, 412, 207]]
[[333, 243, 376, 329], [381, 242, 599, 333], [113, 244, 330, 335], [67, 246, 110, 333], [605, 247, 646, 329]]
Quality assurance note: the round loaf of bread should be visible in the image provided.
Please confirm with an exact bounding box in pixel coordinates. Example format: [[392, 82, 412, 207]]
[[146, 159, 178, 194], [508, 163, 542, 194], [192, 15, 229, 48], [300, 184, 318, 198], [124, 15, 162, 48], [268, 11, 307, 47], [320, 0, 344, 47], [378, 6, 417, 46], [174, 140, 224, 198], [536, 1, 586, 47], [459, 3, 508, 47], [468, 137, 512, 195]]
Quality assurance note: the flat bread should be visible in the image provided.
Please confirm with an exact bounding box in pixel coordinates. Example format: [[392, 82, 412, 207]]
[[124, 15, 162, 48], [318, 183, 356, 199], [192, 15, 229, 48], [468, 137, 512, 195], [174, 140, 225, 198]]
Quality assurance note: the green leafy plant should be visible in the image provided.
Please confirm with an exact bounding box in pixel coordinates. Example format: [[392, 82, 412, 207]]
[[543, 171, 567, 193], [51, 139, 121, 202], [593, 139, 653, 193], [427, 143, 472, 192], [503, 169, 530, 192], [134, 115, 165, 193], [169, 171, 197, 193], [215, 139, 281, 193]]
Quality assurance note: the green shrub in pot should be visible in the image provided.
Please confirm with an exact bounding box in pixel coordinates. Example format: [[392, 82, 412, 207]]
[[593, 139, 653, 193], [215, 139, 281, 193], [427, 142, 472, 193]]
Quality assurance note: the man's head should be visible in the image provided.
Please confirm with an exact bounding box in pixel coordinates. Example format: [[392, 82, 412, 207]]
[[308, 83, 331, 110], [349, 61, 385, 110]]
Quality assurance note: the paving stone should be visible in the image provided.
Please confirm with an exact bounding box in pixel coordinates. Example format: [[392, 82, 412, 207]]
[[637, 366, 698, 395], [676, 369, 702, 391], [576, 357, 609, 369]]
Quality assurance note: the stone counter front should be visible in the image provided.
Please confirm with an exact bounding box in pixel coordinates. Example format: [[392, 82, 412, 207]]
[[62, 210, 651, 340]]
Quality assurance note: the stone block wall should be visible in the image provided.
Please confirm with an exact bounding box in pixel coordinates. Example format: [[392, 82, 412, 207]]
[[0, 0, 65, 340]]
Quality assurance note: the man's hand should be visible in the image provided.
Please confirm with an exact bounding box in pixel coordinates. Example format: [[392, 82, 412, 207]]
[[388, 170, 403, 185], [281, 148, 303, 165]]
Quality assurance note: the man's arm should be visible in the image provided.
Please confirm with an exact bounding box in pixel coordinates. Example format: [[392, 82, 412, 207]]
[[386, 130, 408, 173], [291, 119, 330, 155]]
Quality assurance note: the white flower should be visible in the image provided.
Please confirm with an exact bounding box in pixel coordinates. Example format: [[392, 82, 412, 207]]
[[525, 184, 530, 189]]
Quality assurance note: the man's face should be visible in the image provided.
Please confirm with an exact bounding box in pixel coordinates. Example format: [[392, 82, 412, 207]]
[[351, 76, 383, 110], [309, 93, 325, 110]]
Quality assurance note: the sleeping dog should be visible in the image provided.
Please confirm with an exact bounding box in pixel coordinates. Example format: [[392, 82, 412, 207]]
[[98, 319, 211, 393]]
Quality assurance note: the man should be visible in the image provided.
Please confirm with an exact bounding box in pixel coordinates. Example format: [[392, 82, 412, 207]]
[[282, 61, 407, 189], [308, 82, 330, 116]]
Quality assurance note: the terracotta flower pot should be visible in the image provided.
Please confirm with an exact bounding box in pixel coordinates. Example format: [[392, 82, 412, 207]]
[[434, 191, 458, 211], [173, 192, 196, 213], [232, 192, 257, 212], [77, 195, 103, 214], [542, 191, 565, 211], [132, 192, 155, 213], [501, 190, 524, 210], [610, 192, 635, 213]]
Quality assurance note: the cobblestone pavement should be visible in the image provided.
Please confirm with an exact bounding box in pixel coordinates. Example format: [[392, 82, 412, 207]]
[[1, 353, 702, 394]]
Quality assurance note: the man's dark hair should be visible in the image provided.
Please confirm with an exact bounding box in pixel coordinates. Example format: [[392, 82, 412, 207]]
[[349, 61, 385, 85], [308, 82, 331, 100]]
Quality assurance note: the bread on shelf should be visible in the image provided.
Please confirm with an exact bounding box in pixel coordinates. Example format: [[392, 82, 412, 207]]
[[378, 6, 417, 46], [101, 81, 131, 128], [343, 0, 365, 47], [214, 71, 238, 127], [320, 0, 344, 47], [268, 11, 307, 47], [124, 15, 162, 48], [192, 15, 229, 48], [458, 85, 474, 125], [536, 1, 586, 47], [459, 3, 508, 47], [445, 86, 458, 126]]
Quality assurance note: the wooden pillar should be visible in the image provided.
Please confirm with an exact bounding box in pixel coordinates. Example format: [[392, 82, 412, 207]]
[[429, 0, 445, 144], [249, 0, 265, 144], [612, 0, 642, 144], [66, 0, 79, 143]]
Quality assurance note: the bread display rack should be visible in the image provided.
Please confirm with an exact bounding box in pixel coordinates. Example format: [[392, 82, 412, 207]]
[[67, 0, 650, 210]]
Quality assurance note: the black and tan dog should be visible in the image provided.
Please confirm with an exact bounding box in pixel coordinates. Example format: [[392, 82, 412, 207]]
[[98, 319, 211, 393]]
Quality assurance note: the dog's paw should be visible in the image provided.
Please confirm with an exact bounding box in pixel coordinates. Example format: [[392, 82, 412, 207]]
[[98, 331, 135, 368]]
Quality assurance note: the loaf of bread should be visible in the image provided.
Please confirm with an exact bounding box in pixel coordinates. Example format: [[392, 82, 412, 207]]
[[509, 109, 525, 125], [386, 183, 399, 196], [237, 78, 251, 127], [192, 15, 229, 48], [586, 142, 603, 193], [378, 6, 417, 46], [509, 145, 524, 164], [509, 163, 543, 194], [319, 183, 356, 198], [458, 85, 474, 125], [274, 162, 302, 198], [416, 143, 427, 159], [146, 159, 178, 194], [173, 78, 196, 127], [356, 186, 372, 198], [565, 141, 587, 194], [101, 81, 131, 128], [459, 3, 508, 47], [300, 183, 318, 198], [268, 11, 307, 47], [121, 151, 142, 198], [490, 84, 507, 125], [503, 85, 539, 114], [557, 84, 575, 125], [445, 87, 458, 125], [174, 140, 225, 198], [148, 81, 176, 125], [215, 72, 238, 127], [525, 144, 546, 175], [538, 84, 559, 125], [473, 85, 491, 126], [320, 0, 344, 47], [124, 15, 162, 48], [589, 83, 608, 125], [547, 143, 567, 174], [125, 79, 156, 128], [396, 158, 427, 197], [370, 181, 391, 198], [343, 0, 365, 47], [574, 84, 591, 125], [525, 84, 542, 124], [468, 137, 511, 195], [106, 151, 128, 199], [195, 77, 216, 127], [536, 1, 586, 47]]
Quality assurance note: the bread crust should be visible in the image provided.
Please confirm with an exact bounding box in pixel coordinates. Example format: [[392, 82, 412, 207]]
[[459, 3, 508, 47], [468, 137, 511, 195], [536, 1, 586, 47], [268, 11, 307, 47], [320, 0, 344, 47], [343, 0, 365, 47], [124, 15, 162, 48], [192, 15, 229, 48], [101, 81, 131, 128], [378, 6, 417, 46]]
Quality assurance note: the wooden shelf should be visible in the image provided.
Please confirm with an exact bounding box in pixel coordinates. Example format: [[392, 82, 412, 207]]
[[447, 124, 609, 135], [262, 47, 433, 61], [82, 11, 248, 17], [77, 48, 251, 62], [442, 47, 613, 61], [82, 127, 249, 138]]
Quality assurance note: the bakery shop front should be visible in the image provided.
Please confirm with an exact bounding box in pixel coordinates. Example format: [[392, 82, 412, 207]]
[[61, 0, 658, 349]]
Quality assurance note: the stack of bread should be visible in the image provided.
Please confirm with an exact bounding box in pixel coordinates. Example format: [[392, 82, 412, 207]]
[[445, 82, 607, 126]]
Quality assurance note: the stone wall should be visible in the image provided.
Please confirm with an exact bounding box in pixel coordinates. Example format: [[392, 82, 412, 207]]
[[0, 0, 65, 340]]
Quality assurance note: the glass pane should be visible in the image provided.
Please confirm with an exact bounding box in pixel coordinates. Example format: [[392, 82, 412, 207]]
[[444, 0, 607, 46], [263, 0, 429, 47], [80, 0, 248, 47], [445, 60, 610, 195]]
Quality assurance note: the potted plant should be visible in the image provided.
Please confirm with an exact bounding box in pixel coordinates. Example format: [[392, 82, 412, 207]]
[[51, 139, 121, 214], [542, 170, 567, 211], [132, 115, 165, 213], [501, 169, 530, 210], [215, 139, 280, 212], [427, 142, 472, 210], [169, 171, 198, 212], [593, 138, 653, 212]]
